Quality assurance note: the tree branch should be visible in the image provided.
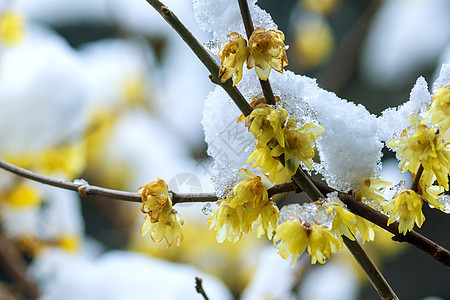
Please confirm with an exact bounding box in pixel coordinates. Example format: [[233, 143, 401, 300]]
[[237, 0, 277, 105], [312, 179, 450, 267], [194, 277, 209, 300], [235, 1, 396, 296], [343, 236, 398, 300], [145, 0, 253, 116], [0, 159, 300, 205]]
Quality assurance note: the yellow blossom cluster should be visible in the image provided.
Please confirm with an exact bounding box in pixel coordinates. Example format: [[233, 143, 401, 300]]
[[384, 189, 425, 235], [352, 178, 391, 243], [389, 116, 450, 190], [218, 27, 288, 85], [208, 169, 279, 243], [245, 104, 324, 183], [274, 204, 340, 265], [422, 86, 450, 133], [386, 90, 450, 234], [138, 179, 183, 247]]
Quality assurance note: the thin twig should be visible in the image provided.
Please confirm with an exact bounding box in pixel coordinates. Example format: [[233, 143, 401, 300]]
[[145, 0, 253, 116], [312, 179, 450, 267], [195, 277, 209, 300], [343, 236, 398, 300], [237, 0, 277, 105], [411, 164, 424, 193], [0, 159, 299, 205]]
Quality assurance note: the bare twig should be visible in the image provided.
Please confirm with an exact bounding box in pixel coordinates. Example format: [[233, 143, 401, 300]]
[[343, 236, 398, 300], [0, 159, 300, 205], [411, 164, 424, 193], [145, 0, 252, 116], [195, 277, 209, 300], [237, 0, 277, 105], [312, 179, 450, 267]]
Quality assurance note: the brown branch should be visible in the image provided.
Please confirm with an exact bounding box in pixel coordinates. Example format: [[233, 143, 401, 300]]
[[237, 0, 277, 105], [312, 179, 450, 267], [411, 164, 424, 193], [343, 236, 398, 300], [195, 277, 209, 300], [0, 234, 39, 299], [0, 159, 300, 206], [145, 0, 253, 116]]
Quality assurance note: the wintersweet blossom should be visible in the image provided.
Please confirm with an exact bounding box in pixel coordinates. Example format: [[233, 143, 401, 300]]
[[141, 210, 184, 247], [208, 170, 279, 243], [0, 11, 24, 45], [352, 177, 390, 243], [218, 32, 249, 86], [418, 172, 446, 212], [274, 220, 339, 265], [245, 104, 288, 147], [324, 200, 357, 246], [354, 178, 391, 209], [384, 189, 425, 235], [247, 27, 288, 80], [138, 179, 183, 247], [421, 86, 450, 133], [246, 145, 291, 184], [271, 118, 324, 174], [389, 116, 450, 190], [138, 178, 172, 222]]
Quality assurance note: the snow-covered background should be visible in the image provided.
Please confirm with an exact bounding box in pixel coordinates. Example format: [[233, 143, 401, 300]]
[[0, 0, 449, 299]]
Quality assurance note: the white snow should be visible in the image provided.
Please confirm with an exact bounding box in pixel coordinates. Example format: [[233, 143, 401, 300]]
[[377, 77, 431, 145], [30, 249, 233, 300]]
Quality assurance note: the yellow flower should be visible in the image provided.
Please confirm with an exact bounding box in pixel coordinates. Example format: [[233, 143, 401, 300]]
[[271, 119, 324, 174], [141, 210, 184, 247], [389, 116, 450, 190], [324, 200, 357, 245], [138, 178, 172, 222], [384, 189, 425, 235], [138, 179, 183, 247], [421, 86, 450, 133], [418, 172, 446, 212], [274, 221, 339, 265], [0, 182, 42, 208], [354, 216, 376, 243], [246, 145, 291, 184], [218, 32, 249, 86], [209, 201, 243, 243], [208, 170, 279, 242], [247, 27, 288, 80], [0, 11, 24, 45], [354, 178, 391, 208], [245, 104, 288, 147]]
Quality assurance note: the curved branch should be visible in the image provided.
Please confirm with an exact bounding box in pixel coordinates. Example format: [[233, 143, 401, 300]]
[[0, 159, 299, 205], [312, 179, 450, 267], [145, 0, 253, 117]]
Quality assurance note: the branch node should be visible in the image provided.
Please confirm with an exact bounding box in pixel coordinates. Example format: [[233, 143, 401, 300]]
[[195, 276, 209, 300], [74, 179, 90, 197], [161, 6, 169, 14], [209, 74, 220, 85]]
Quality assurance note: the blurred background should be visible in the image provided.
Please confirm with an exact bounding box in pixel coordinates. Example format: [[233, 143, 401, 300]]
[[0, 0, 449, 299]]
